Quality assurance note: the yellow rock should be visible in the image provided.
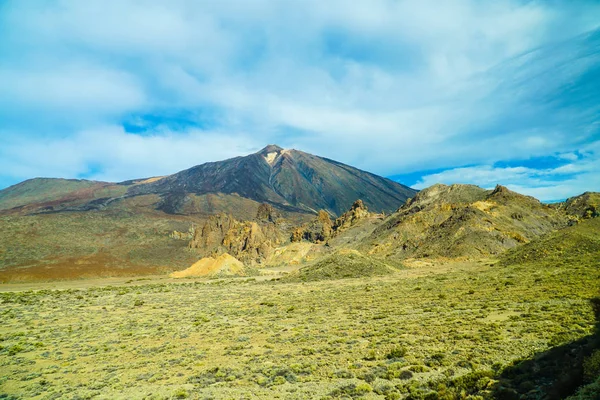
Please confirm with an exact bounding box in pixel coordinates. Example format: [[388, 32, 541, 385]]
[[170, 253, 245, 278]]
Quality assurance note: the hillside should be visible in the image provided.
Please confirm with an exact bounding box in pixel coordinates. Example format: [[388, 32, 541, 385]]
[[500, 215, 600, 268], [555, 191, 600, 220], [0, 178, 127, 212], [494, 216, 600, 399], [353, 184, 571, 261], [283, 249, 400, 282]]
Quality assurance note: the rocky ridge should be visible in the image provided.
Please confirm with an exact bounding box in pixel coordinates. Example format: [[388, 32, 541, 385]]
[[554, 191, 600, 220], [358, 184, 572, 260]]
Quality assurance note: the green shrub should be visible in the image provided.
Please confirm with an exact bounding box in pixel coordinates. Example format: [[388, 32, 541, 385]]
[[583, 350, 600, 383], [386, 345, 407, 359], [355, 382, 373, 395], [8, 344, 25, 356], [173, 388, 188, 399], [334, 369, 354, 379], [409, 365, 429, 373], [187, 367, 242, 387], [330, 382, 373, 397], [399, 370, 414, 380], [426, 353, 446, 367], [364, 349, 377, 361], [449, 370, 493, 394]]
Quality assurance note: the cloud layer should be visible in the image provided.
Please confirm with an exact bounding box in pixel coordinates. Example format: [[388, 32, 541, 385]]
[[1, 0, 599, 200]]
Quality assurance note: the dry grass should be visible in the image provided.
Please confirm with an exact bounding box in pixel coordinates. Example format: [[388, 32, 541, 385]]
[[0, 251, 597, 399]]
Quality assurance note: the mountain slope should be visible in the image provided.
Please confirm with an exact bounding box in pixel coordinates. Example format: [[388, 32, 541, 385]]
[[554, 191, 600, 220], [0, 178, 121, 211], [126, 145, 416, 216], [500, 215, 600, 267], [283, 249, 400, 282]]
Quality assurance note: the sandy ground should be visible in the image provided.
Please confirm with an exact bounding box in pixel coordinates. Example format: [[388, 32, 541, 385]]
[[0, 259, 492, 292]]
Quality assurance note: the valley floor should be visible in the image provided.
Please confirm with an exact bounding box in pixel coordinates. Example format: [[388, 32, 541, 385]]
[[0, 258, 597, 399]]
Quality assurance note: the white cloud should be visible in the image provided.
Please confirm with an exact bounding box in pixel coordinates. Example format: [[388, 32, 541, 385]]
[[0, 0, 599, 190], [0, 126, 258, 183], [0, 63, 146, 116], [413, 142, 600, 201]]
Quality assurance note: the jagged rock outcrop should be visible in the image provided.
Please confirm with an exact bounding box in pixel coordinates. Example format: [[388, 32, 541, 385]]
[[290, 200, 372, 243], [290, 210, 333, 243], [170, 225, 196, 240], [301, 210, 333, 243], [256, 203, 280, 222], [188, 203, 287, 265], [333, 199, 370, 232], [290, 227, 304, 243]]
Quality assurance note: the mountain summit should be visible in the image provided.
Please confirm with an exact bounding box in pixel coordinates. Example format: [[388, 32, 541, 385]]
[[126, 145, 416, 216]]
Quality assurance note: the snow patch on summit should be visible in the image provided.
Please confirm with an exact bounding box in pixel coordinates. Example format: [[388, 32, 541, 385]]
[[264, 151, 279, 165]]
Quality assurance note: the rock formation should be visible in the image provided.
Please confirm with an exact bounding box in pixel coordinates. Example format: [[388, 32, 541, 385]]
[[170, 225, 196, 240], [290, 200, 372, 243], [170, 253, 246, 278], [297, 210, 333, 243], [256, 203, 280, 223], [188, 203, 287, 265], [333, 199, 370, 232]]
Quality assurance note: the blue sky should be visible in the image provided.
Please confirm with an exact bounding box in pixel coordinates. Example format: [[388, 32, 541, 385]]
[[0, 0, 599, 201]]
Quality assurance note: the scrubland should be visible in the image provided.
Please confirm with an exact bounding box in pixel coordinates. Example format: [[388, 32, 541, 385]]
[[1, 218, 599, 399], [1, 250, 598, 399]]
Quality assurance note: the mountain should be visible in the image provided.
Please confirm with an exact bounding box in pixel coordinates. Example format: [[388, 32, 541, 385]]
[[125, 145, 415, 216], [0, 145, 415, 218]]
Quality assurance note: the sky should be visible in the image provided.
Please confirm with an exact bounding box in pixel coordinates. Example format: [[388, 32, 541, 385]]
[[0, 0, 599, 201]]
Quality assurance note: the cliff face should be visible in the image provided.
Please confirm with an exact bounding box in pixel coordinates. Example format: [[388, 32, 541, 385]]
[[291, 210, 333, 243], [333, 199, 371, 232]]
